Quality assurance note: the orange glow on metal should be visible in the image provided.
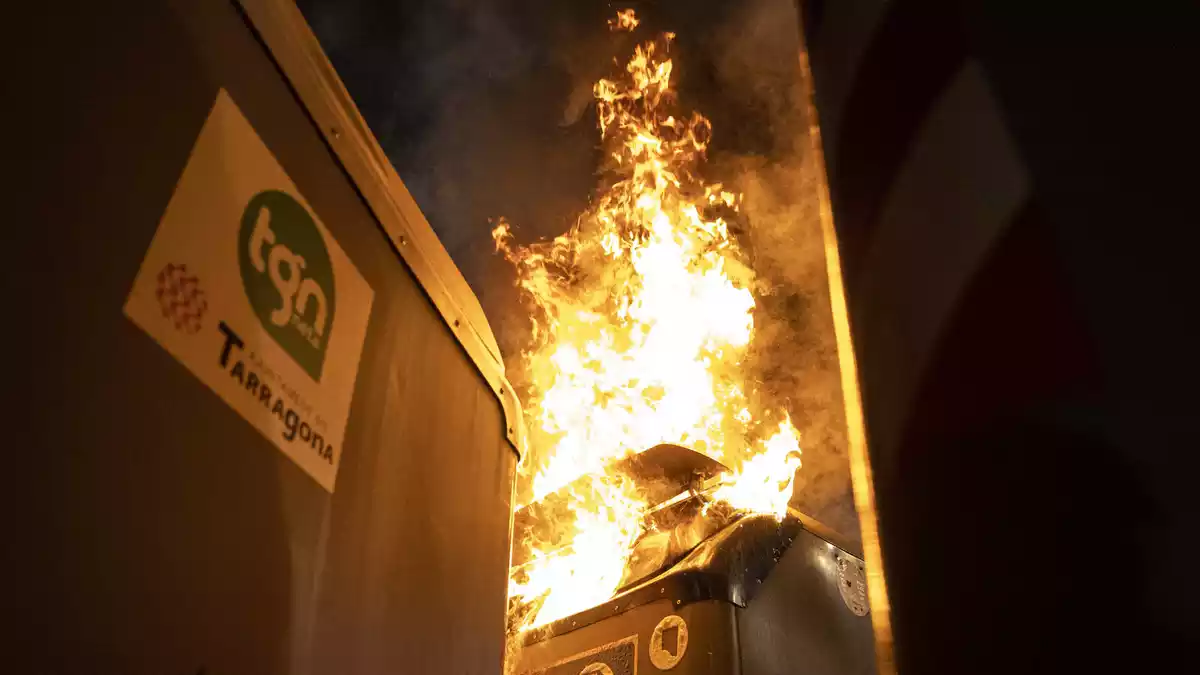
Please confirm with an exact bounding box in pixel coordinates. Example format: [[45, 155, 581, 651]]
[[797, 43, 895, 675]]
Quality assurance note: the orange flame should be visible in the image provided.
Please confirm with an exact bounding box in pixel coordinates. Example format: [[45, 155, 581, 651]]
[[507, 476, 646, 628], [608, 9, 640, 32], [497, 9, 802, 631], [712, 418, 804, 519]]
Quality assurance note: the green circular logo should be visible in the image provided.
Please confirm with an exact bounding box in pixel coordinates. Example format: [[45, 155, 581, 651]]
[[238, 190, 336, 382]]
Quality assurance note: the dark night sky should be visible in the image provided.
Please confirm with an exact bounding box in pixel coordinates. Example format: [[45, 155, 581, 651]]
[[296, 0, 862, 541]]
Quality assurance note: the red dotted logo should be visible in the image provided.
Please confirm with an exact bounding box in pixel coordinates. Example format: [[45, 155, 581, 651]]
[[156, 263, 208, 334]]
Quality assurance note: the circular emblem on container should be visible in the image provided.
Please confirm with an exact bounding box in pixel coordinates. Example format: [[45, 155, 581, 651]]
[[837, 555, 870, 616], [238, 189, 336, 382], [649, 614, 688, 670]]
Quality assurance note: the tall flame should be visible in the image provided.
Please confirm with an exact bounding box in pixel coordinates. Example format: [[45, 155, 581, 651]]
[[497, 10, 803, 631]]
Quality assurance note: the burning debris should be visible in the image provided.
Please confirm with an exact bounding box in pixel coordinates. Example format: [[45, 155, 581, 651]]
[[494, 9, 804, 633], [608, 8, 639, 32]]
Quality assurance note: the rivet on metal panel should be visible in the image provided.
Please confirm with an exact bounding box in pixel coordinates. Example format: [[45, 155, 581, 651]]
[[399, 235, 407, 246], [330, 127, 341, 139], [453, 319, 461, 328]]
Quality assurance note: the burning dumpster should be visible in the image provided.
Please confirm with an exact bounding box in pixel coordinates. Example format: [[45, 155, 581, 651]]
[[514, 511, 873, 675], [510, 445, 874, 674], [495, 7, 887, 674]]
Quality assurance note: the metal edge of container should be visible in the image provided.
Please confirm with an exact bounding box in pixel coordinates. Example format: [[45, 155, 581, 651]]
[[232, 0, 527, 459], [794, 9, 896, 674], [519, 508, 861, 648]]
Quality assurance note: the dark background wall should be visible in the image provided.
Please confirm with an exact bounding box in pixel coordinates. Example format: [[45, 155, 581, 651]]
[[800, 0, 1197, 671]]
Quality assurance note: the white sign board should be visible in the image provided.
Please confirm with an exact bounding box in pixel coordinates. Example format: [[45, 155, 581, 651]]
[[124, 89, 373, 492]]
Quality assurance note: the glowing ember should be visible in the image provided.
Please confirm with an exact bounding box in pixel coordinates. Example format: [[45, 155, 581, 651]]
[[497, 9, 803, 632], [609, 8, 639, 31]]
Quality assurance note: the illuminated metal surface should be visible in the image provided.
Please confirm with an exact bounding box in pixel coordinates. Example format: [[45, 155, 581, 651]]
[[798, 36, 896, 675]]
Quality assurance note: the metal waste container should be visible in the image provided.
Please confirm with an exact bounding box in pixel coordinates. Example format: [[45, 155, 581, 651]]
[[514, 514, 875, 675], [10, 1, 524, 673]]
